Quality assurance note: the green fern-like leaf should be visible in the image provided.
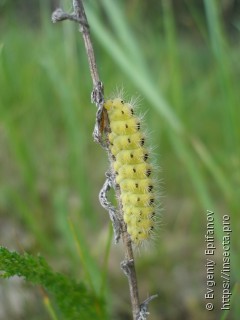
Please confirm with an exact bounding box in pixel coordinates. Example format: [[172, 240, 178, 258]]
[[0, 246, 107, 320]]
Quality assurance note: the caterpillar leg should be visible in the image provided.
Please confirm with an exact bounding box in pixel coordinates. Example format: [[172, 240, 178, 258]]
[[99, 171, 121, 243]]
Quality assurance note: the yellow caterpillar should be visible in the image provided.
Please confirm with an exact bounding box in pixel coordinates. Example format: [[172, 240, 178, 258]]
[[104, 97, 157, 245]]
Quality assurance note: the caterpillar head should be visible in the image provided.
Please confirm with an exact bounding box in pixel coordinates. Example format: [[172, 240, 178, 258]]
[[104, 98, 123, 111]]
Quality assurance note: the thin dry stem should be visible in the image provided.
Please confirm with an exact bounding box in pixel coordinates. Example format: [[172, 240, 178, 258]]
[[52, 0, 141, 320]]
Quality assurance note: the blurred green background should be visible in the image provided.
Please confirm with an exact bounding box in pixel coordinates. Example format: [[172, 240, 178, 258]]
[[0, 0, 239, 319]]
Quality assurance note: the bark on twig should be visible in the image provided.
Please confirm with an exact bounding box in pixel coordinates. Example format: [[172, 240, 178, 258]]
[[52, 1, 156, 319]]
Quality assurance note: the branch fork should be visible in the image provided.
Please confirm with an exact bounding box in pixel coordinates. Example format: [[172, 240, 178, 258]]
[[51, 8, 88, 27]]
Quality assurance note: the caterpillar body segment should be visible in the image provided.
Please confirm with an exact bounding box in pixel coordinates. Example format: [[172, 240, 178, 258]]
[[115, 148, 149, 166], [116, 163, 152, 181], [121, 193, 154, 207], [104, 97, 158, 245], [120, 178, 153, 193], [109, 132, 145, 155], [109, 118, 141, 136], [123, 206, 155, 219]]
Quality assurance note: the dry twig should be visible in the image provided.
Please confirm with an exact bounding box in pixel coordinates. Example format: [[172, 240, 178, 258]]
[[52, 1, 157, 319]]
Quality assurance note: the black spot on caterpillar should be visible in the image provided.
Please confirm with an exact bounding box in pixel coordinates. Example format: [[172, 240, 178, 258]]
[[148, 185, 153, 192], [149, 199, 154, 205], [146, 169, 151, 177]]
